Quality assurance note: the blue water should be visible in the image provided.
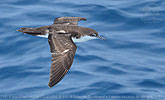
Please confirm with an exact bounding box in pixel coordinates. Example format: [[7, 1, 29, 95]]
[[0, 0, 165, 100]]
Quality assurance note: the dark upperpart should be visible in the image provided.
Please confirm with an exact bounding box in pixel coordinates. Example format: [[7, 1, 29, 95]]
[[17, 25, 51, 35], [17, 25, 99, 38], [18, 25, 105, 40]]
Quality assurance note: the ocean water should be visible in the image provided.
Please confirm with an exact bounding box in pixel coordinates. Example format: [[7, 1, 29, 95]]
[[0, 0, 165, 100]]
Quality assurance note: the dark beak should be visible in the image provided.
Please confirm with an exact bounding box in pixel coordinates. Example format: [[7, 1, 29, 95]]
[[97, 36, 106, 40]]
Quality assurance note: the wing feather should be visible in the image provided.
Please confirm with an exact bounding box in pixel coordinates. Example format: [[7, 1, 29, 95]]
[[53, 17, 87, 25], [48, 33, 77, 87]]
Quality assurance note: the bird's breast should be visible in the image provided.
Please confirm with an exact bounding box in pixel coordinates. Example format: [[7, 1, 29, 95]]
[[72, 35, 97, 43]]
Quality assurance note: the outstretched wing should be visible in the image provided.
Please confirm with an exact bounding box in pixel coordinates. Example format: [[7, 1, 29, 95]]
[[53, 17, 87, 25], [48, 33, 77, 87]]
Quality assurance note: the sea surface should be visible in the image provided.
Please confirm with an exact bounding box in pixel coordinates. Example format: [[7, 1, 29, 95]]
[[0, 0, 165, 100]]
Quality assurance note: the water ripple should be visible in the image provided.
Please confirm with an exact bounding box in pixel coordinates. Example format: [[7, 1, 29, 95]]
[[0, 0, 165, 100]]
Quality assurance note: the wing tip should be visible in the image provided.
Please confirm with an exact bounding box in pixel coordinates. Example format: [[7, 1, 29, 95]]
[[48, 82, 55, 88], [48, 85, 51, 88]]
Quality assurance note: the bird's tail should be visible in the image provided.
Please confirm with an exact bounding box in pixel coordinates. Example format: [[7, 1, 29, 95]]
[[17, 27, 47, 36]]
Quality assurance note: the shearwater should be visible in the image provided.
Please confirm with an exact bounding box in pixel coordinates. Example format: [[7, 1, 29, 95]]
[[17, 17, 105, 88]]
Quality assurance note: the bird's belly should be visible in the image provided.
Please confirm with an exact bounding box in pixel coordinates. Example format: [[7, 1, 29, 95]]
[[37, 33, 49, 38], [72, 35, 97, 43]]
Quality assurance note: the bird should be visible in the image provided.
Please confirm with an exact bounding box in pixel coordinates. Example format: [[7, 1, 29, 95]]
[[17, 17, 105, 88]]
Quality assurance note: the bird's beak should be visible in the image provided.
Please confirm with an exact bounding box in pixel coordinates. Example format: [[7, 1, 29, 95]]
[[97, 36, 106, 40]]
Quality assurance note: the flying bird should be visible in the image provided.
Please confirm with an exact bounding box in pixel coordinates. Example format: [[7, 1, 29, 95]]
[[17, 17, 105, 88]]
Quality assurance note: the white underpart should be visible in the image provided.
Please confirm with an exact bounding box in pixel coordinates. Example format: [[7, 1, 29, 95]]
[[37, 29, 49, 38], [37, 34, 97, 43], [37, 33, 49, 38], [72, 35, 97, 43]]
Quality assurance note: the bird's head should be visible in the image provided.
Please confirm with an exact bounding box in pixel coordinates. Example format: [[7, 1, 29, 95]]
[[85, 28, 105, 40]]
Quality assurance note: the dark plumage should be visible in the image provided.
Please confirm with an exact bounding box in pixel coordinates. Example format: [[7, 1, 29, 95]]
[[17, 17, 104, 87]]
